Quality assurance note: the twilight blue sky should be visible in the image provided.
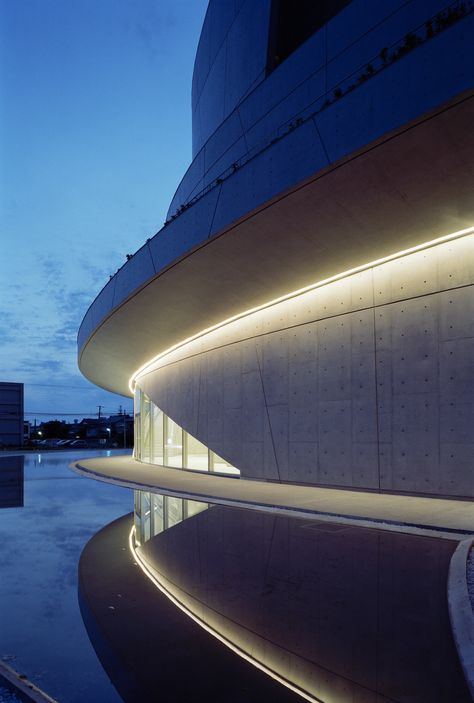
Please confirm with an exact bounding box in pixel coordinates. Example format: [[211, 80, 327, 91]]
[[0, 0, 208, 422]]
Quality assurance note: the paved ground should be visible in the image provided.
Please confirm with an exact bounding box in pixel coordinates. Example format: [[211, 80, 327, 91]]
[[80, 513, 301, 703], [71, 455, 474, 538], [83, 509, 472, 702]]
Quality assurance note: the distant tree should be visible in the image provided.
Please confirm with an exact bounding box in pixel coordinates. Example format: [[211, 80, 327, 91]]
[[41, 420, 69, 439]]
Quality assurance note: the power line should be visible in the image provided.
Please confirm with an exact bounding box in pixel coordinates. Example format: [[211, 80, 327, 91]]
[[25, 406, 129, 412], [24, 383, 131, 395], [1, 409, 132, 418], [23, 410, 128, 417], [24, 383, 100, 391]]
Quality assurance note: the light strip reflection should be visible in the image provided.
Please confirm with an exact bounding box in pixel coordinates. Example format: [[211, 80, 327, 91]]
[[129, 226, 474, 394], [128, 525, 323, 703]]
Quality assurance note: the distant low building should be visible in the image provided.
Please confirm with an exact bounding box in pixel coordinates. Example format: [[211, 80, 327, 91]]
[[79, 417, 102, 440], [0, 382, 24, 448], [108, 414, 133, 447], [0, 455, 24, 507]]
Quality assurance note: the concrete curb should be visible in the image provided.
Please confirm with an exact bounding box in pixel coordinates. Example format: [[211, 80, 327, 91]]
[[71, 459, 474, 540], [0, 661, 58, 703], [447, 538, 474, 700]]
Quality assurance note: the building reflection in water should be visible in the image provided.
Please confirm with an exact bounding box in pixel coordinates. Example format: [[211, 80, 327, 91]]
[[133, 490, 207, 547], [80, 490, 470, 703], [0, 456, 24, 509]]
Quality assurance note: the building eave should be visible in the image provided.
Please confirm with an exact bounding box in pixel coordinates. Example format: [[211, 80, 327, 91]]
[[78, 90, 474, 397]]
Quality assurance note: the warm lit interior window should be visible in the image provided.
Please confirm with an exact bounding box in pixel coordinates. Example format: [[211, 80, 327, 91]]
[[135, 390, 240, 476]]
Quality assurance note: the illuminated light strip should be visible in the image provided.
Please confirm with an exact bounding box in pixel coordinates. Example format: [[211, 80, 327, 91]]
[[128, 525, 323, 703], [129, 226, 474, 393]]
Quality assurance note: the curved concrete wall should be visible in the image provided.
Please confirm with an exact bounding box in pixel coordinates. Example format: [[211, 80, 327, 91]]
[[78, 91, 474, 396], [136, 233, 474, 499], [78, 2, 474, 500]]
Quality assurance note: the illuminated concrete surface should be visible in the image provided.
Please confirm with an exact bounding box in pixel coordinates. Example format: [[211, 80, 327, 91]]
[[77, 2, 474, 500], [79, 0, 474, 389], [71, 455, 474, 537], [133, 230, 474, 498], [73, 3, 474, 697], [79, 94, 474, 397]]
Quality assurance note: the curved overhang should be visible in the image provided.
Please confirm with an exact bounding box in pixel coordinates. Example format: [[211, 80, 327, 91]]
[[79, 91, 474, 397]]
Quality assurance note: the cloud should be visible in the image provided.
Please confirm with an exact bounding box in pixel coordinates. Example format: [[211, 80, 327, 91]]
[[39, 255, 63, 283], [78, 258, 109, 285], [0, 326, 16, 343], [133, 5, 178, 57], [16, 358, 64, 374]]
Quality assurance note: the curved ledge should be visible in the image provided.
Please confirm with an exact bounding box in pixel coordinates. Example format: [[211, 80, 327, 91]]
[[448, 538, 474, 699], [78, 92, 474, 396], [70, 455, 474, 537], [0, 660, 58, 703]]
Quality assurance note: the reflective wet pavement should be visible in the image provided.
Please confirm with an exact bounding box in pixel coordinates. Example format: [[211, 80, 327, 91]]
[[0, 451, 132, 703], [83, 500, 471, 703], [0, 453, 470, 702]]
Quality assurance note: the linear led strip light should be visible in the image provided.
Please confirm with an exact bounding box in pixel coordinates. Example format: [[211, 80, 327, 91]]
[[129, 225, 474, 394], [129, 525, 323, 703]]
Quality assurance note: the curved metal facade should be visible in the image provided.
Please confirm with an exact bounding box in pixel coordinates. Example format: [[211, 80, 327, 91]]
[[79, 0, 474, 358], [78, 0, 474, 498]]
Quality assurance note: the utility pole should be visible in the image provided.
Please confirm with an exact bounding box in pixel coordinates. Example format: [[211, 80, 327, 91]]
[[97, 405, 102, 419]]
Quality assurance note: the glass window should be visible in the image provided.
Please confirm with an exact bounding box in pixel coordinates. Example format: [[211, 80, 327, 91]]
[[134, 491, 208, 547], [185, 431, 209, 472], [210, 450, 240, 475], [134, 412, 141, 459], [134, 490, 142, 545], [166, 496, 183, 528], [151, 493, 164, 536], [134, 490, 141, 516], [152, 405, 164, 465], [164, 416, 183, 468], [266, 0, 352, 73], [140, 393, 152, 463], [134, 386, 141, 416], [133, 396, 240, 476], [134, 389, 141, 459], [186, 499, 208, 518], [141, 492, 151, 542]]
